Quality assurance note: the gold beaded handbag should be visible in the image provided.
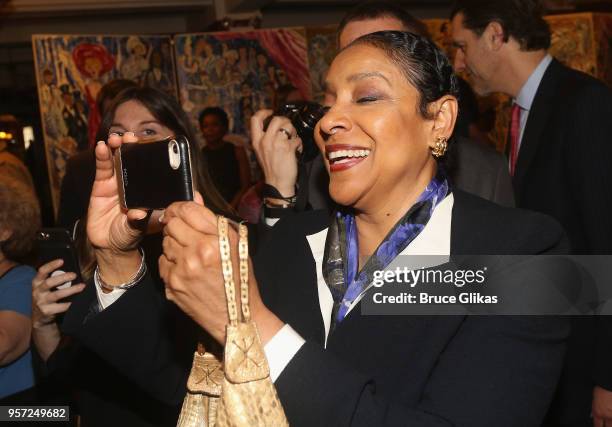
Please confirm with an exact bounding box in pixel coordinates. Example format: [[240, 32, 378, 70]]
[[177, 217, 289, 427], [176, 343, 223, 427]]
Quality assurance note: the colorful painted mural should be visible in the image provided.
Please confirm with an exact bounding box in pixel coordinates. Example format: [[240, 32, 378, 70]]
[[174, 28, 310, 144], [32, 35, 177, 210], [32, 14, 610, 213]]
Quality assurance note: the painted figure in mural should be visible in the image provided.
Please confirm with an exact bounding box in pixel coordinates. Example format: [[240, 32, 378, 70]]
[[59, 84, 88, 152], [121, 36, 150, 83], [255, 52, 272, 87], [179, 87, 195, 114], [309, 35, 332, 102], [194, 38, 215, 74], [143, 49, 172, 92], [260, 80, 275, 110], [224, 49, 239, 73], [73, 91, 89, 130], [247, 46, 258, 72], [179, 38, 199, 83], [39, 68, 67, 140], [225, 49, 243, 95], [210, 57, 230, 86], [40, 69, 59, 109], [238, 46, 249, 74], [71, 42, 115, 147], [275, 67, 289, 87], [240, 80, 253, 99]]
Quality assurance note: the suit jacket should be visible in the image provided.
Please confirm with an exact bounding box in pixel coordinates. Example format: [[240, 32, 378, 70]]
[[452, 137, 514, 207], [513, 59, 612, 255], [63, 191, 568, 427], [513, 58, 612, 426]]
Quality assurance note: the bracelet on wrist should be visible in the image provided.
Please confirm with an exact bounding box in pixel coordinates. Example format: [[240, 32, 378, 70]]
[[262, 184, 297, 204], [264, 198, 296, 209], [94, 247, 147, 292]]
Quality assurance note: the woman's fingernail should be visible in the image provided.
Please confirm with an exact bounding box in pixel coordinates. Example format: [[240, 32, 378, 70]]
[[108, 132, 119, 137], [158, 212, 165, 223], [125, 131, 136, 137], [96, 140, 105, 145]]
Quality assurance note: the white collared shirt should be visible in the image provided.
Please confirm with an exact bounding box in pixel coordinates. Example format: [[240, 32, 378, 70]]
[[514, 54, 553, 147]]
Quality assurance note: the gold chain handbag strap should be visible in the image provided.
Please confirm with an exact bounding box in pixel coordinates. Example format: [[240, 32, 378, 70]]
[[238, 222, 250, 322], [217, 216, 269, 383], [218, 216, 238, 326], [214, 216, 288, 427], [218, 216, 250, 324]]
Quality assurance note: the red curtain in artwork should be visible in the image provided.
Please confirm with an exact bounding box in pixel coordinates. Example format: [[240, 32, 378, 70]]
[[213, 29, 311, 99]]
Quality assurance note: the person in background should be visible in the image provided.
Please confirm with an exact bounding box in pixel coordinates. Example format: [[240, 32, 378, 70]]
[[254, 0, 514, 233], [0, 138, 34, 190], [199, 106, 251, 209], [238, 83, 307, 223], [32, 86, 231, 427], [0, 176, 40, 403], [57, 79, 138, 229], [450, 1, 612, 426]]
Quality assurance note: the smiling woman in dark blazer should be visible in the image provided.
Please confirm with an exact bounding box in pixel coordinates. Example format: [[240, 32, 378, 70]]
[[65, 31, 569, 427]]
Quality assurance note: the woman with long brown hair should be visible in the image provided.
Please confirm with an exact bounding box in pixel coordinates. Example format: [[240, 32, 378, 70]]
[[32, 87, 232, 426]]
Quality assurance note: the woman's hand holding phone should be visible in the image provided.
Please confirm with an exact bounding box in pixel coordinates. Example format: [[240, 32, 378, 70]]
[[32, 259, 85, 328], [31, 259, 86, 361], [87, 133, 148, 285], [88, 133, 149, 253]]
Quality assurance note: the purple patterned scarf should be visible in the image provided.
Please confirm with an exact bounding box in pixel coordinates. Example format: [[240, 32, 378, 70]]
[[322, 170, 450, 327]]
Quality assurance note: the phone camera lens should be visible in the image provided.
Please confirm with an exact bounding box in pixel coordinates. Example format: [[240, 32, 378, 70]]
[[172, 144, 178, 154]]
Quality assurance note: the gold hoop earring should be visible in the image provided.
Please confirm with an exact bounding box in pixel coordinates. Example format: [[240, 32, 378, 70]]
[[431, 136, 448, 158]]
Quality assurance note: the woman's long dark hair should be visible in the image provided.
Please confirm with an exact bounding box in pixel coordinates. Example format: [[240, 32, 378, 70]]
[[99, 86, 232, 216]]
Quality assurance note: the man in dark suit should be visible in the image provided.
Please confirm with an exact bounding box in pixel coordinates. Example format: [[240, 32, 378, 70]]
[[257, 2, 514, 228], [450, 1, 612, 425]]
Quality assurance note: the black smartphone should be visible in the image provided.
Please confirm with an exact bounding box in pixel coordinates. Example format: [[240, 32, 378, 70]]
[[114, 135, 195, 210], [35, 228, 82, 290]]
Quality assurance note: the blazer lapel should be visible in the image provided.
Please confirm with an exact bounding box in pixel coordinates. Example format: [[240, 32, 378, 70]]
[[513, 59, 563, 194]]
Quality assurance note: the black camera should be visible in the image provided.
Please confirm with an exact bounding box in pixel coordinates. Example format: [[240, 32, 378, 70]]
[[264, 101, 326, 163]]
